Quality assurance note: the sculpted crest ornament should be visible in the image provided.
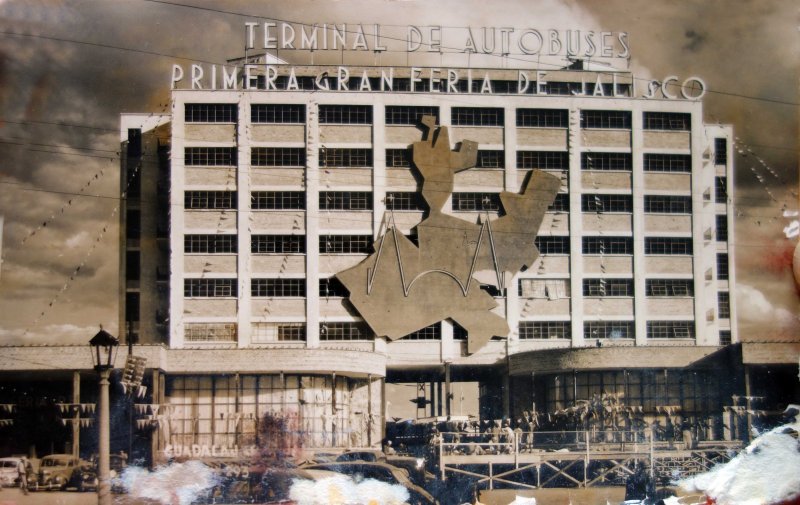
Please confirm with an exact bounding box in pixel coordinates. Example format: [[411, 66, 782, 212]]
[[336, 116, 560, 353]]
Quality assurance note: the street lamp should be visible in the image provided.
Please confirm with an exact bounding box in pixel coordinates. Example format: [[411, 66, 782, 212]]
[[89, 328, 119, 505]]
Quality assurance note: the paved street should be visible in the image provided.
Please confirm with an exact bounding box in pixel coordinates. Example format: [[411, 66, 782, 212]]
[[0, 488, 154, 505]]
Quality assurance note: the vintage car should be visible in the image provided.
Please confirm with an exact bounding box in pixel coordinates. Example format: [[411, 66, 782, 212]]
[[78, 454, 128, 492], [34, 454, 83, 491], [0, 457, 22, 487]]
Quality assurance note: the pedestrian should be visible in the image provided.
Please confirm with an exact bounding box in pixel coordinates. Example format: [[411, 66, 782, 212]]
[[17, 456, 29, 495]]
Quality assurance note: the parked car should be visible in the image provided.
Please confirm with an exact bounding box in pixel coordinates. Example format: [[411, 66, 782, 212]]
[[0, 457, 22, 487], [34, 454, 83, 491], [78, 453, 129, 492], [300, 461, 436, 504]]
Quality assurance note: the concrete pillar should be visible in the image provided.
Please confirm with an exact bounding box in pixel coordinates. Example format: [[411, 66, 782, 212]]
[[237, 97, 252, 347], [72, 372, 80, 459], [306, 101, 321, 348], [568, 108, 585, 347], [631, 104, 647, 346]]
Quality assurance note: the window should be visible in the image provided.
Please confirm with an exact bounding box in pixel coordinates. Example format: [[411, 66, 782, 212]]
[[647, 321, 695, 339], [320, 148, 372, 168], [518, 279, 570, 299], [581, 153, 632, 171], [519, 321, 570, 339], [185, 191, 237, 210], [319, 277, 350, 297], [251, 147, 305, 167], [251, 278, 306, 297], [516, 109, 568, 128], [716, 215, 728, 241], [583, 279, 634, 297], [184, 234, 238, 253], [584, 321, 634, 339], [582, 237, 633, 255], [451, 107, 504, 126], [126, 209, 141, 239], [184, 323, 237, 343], [517, 151, 568, 170], [400, 324, 441, 340], [715, 177, 728, 203], [126, 251, 140, 281], [320, 322, 373, 341], [476, 151, 505, 168], [386, 192, 424, 211], [251, 235, 305, 254], [385, 106, 439, 125], [184, 278, 237, 297], [548, 194, 570, 212], [185, 104, 237, 123], [643, 112, 690, 131], [535, 236, 570, 255], [251, 322, 307, 342], [386, 148, 412, 168], [718, 292, 731, 319], [645, 279, 694, 297], [719, 330, 732, 346], [319, 235, 373, 254], [185, 147, 237, 166], [582, 194, 632, 213], [717, 253, 729, 280], [580, 110, 631, 129], [452, 193, 501, 211], [251, 104, 305, 123], [644, 195, 692, 214], [643, 154, 691, 173], [319, 191, 372, 211], [319, 105, 372, 124], [714, 138, 728, 165], [645, 237, 693, 255], [127, 128, 142, 158], [125, 293, 140, 323], [251, 191, 305, 210]]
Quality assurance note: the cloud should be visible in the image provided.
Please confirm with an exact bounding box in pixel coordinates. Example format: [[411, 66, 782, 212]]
[[736, 283, 798, 329]]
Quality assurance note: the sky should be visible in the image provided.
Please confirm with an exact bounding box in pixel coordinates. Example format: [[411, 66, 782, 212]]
[[0, 0, 797, 346]]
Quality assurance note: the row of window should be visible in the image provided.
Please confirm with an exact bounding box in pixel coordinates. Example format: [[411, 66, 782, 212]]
[[518, 320, 694, 339], [185, 104, 693, 131], [517, 278, 696, 298]]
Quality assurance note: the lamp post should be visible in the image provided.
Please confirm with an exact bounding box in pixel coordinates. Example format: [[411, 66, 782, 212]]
[[89, 328, 119, 505]]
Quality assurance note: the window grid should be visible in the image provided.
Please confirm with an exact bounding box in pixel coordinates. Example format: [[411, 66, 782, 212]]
[[185, 104, 237, 123], [519, 321, 571, 339], [517, 151, 568, 170], [643, 112, 690, 131], [386, 149, 412, 168], [719, 331, 732, 346], [185, 147, 237, 166], [184, 323, 237, 343], [584, 321, 634, 339], [717, 254, 729, 280], [451, 107, 504, 126], [319, 105, 372, 124], [251, 104, 305, 123], [581, 153, 632, 171], [583, 279, 634, 297], [385, 106, 439, 125], [386, 192, 424, 211], [547, 194, 570, 212], [581, 194, 633, 213], [535, 236, 570, 255], [644, 195, 692, 214], [319, 277, 350, 297], [643, 154, 691, 173], [320, 148, 373, 168], [400, 324, 441, 340], [251, 278, 306, 297], [647, 321, 695, 339], [580, 110, 631, 129], [716, 215, 728, 242], [251, 191, 306, 210], [516, 109, 568, 128], [184, 191, 237, 210], [518, 279, 570, 299], [452, 193, 501, 212], [645, 279, 694, 297], [476, 151, 505, 169], [251, 235, 305, 254], [320, 322, 374, 341], [714, 138, 728, 165], [251, 147, 305, 167], [644, 237, 693, 255], [251, 322, 307, 342], [319, 191, 373, 211], [184, 235, 238, 254], [718, 292, 731, 319], [319, 235, 373, 254], [715, 177, 728, 203], [184, 278, 237, 297], [582, 237, 633, 255]]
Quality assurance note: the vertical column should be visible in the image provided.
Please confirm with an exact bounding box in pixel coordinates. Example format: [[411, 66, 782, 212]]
[[691, 109, 711, 345], [306, 101, 321, 348], [238, 96, 252, 348], [631, 105, 647, 346], [367, 375, 373, 446], [170, 96, 186, 348], [444, 362, 452, 417], [380, 378, 386, 442], [504, 105, 518, 191], [150, 370, 160, 464], [72, 372, 80, 459], [440, 320, 454, 362], [724, 128, 737, 344], [373, 103, 386, 236], [568, 107, 585, 347]]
